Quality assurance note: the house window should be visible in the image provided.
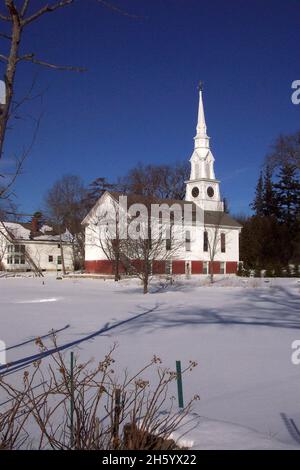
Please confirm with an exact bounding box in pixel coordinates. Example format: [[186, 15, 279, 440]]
[[6, 245, 26, 264], [57, 244, 61, 249], [203, 231, 208, 252], [57, 256, 62, 265], [185, 230, 191, 251], [220, 261, 225, 274], [8, 244, 25, 254], [203, 261, 209, 275], [49, 255, 54, 263], [221, 233, 226, 253]]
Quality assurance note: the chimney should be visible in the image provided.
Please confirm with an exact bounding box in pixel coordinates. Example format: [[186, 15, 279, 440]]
[[31, 216, 39, 234]]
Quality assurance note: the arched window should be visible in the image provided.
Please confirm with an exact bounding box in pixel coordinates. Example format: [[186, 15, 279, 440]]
[[221, 232, 226, 253], [203, 231, 208, 252]]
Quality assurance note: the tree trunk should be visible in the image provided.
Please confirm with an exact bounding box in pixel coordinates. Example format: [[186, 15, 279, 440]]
[[59, 233, 66, 275], [0, 5, 22, 158], [143, 271, 149, 294], [114, 255, 120, 282], [209, 261, 214, 284]]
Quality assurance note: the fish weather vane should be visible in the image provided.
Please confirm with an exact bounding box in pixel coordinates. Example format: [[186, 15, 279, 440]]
[[198, 80, 204, 92]]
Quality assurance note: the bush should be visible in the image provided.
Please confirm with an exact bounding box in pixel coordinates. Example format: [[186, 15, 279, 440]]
[[273, 264, 283, 277], [254, 266, 262, 278], [293, 264, 299, 278], [0, 339, 199, 450], [285, 265, 292, 278], [237, 263, 251, 277], [265, 265, 274, 278]]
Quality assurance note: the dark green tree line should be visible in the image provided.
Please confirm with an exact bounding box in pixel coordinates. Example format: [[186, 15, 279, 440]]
[[240, 132, 300, 271]]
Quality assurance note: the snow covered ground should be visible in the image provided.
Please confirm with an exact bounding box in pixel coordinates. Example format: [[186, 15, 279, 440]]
[[1, 274, 300, 450]]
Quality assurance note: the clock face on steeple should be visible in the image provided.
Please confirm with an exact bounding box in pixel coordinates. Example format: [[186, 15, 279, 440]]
[[191, 187, 199, 198], [207, 186, 214, 198]]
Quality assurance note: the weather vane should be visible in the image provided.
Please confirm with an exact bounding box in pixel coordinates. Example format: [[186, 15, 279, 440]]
[[198, 80, 204, 91]]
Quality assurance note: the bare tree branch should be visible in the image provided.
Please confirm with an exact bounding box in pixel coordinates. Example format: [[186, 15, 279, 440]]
[[0, 11, 10, 22], [96, 0, 144, 20], [21, 0, 75, 27], [0, 0, 141, 207], [18, 53, 86, 72], [0, 32, 12, 40], [20, 0, 30, 18], [0, 111, 42, 201]]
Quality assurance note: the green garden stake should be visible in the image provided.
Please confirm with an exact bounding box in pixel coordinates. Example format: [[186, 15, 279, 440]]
[[176, 360, 184, 409], [70, 351, 74, 448], [113, 388, 121, 449]]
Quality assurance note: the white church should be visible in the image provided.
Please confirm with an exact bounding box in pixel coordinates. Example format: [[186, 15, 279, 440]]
[[83, 87, 241, 276]]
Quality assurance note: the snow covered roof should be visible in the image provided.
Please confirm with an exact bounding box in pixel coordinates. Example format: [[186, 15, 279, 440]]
[[0, 221, 72, 243], [82, 191, 242, 228], [204, 211, 242, 228]]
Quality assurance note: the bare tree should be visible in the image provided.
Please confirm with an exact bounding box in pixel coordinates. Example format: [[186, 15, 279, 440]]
[[119, 162, 189, 200], [0, 0, 139, 214], [121, 207, 183, 294], [266, 131, 300, 172], [204, 212, 226, 284], [44, 174, 87, 271]]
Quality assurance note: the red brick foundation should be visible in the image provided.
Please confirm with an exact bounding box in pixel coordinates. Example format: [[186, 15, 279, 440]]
[[85, 259, 239, 275], [191, 261, 203, 274], [211, 261, 221, 274], [85, 260, 113, 274], [172, 261, 185, 274], [152, 260, 166, 274]]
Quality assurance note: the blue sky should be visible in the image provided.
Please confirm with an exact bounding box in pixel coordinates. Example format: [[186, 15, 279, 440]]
[[2, 0, 300, 216]]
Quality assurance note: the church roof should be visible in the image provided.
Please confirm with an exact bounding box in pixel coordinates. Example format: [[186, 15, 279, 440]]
[[108, 192, 241, 228], [109, 191, 196, 210], [204, 211, 242, 228]]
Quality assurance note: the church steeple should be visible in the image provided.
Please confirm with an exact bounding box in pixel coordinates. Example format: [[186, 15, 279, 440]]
[[194, 83, 210, 150], [185, 83, 224, 212]]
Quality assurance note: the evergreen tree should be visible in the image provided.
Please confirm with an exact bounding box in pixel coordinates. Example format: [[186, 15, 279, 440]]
[[263, 166, 278, 217], [274, 263, 283, 277], [274, 164, 300, 226], [85, 177, 116, 208], [251, 172, 264, 216], [293, 263, 299, 278], [265, 265, 274, 278]]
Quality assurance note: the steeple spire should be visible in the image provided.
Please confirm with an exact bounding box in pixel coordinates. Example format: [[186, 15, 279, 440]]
[[185, 83, 223, 210], [194, 82, 210, 149]]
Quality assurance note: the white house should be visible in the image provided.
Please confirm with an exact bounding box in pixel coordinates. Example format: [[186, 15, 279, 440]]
[[0, 217, 74, 273], [82, 88, 242, 276]]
